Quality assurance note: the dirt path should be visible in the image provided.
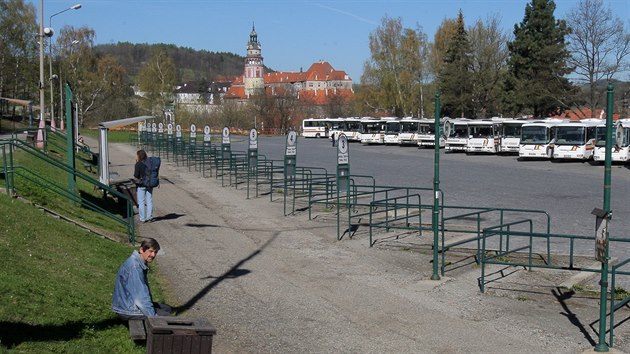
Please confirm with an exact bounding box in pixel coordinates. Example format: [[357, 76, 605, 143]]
[[99, 138, 626, 354]]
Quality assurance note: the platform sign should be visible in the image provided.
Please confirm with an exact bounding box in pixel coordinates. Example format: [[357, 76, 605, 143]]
[[167, 123, 173, 136], [337, 134, 349, 165], [158, 122, 164, 134], [222, 127, 230, 144], [189, 124, 197, 140], [151, 122, 157, 133], [249, 128, 258, 150], [221, 127, 230, 158], [203, 125, 211, 143], [175, 124, 182, 138], [285, 130, 297, 156]]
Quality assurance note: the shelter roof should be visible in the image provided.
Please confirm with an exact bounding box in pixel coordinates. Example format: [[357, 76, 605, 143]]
[[99, 116, 157, 130]]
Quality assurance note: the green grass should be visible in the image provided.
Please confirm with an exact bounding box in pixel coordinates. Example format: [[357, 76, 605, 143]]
[[6, 137, 130, 238], [80, 129, 136, 144], [0, 193, 166, 353]]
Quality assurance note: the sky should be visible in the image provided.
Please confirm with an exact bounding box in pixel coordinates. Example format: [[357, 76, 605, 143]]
[[33, 0, 630, 83]]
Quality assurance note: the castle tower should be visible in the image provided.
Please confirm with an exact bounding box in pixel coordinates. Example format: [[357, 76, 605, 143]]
[[244, 24, 265, 97]]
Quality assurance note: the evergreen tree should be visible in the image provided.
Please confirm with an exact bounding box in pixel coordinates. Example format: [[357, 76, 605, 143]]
[[505, 0, 575, 117], [438, 10, 474, 118]]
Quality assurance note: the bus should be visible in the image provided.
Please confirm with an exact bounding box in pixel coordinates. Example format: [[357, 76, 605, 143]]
[[518, 119, 564, 159], [360, 117, 386, 144], [398, 118, 421, 146], [466, 119, 502, 154], [593, 118, 630, 162], [301, 118, 331, 138], [444, 118, 471, 152], [417, 118, 446, 148], [383, 118, 402, 144], [499, 119, 525, 154], [552, 119, 601, 160], [330, 117, 362, 142]]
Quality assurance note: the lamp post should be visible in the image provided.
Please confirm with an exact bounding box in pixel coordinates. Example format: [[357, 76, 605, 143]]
[[48, 3, 81, 130], [37, 0, 54, 148]]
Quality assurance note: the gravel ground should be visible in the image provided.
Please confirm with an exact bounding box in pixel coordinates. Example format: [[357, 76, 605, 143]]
[[100, 137, 629, 354]]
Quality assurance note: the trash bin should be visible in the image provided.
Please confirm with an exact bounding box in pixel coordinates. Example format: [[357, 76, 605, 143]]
[[146, 316, 216, 354]]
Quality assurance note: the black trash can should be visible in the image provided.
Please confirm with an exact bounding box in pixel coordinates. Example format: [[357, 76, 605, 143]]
[[146, 316, 216, 354]]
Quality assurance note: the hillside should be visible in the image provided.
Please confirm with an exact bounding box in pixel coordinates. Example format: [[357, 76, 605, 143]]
[[94, 42, 267, 83]]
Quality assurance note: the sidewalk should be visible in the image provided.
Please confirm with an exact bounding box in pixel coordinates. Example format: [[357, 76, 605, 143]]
[[102, 138, 626, 353]]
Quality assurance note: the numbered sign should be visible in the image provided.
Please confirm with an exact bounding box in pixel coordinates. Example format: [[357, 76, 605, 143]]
[[203, 125, 211, 142], [222, 127, 230, 144], [337, 134, 349, 164], [286, 130, 297, 156], [249, 128, 258, 149], [190, 124, 197, 139], [167, 123, 173, 135], [176, 124, 182, 138], [151, 122, 157, 133], [158, 122, 164, 133]]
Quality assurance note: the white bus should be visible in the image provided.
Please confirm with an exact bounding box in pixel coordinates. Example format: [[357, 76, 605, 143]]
[[444, 118, 471, 152], [301, 118, 331, 138], [499, 119, 525, 153], [417, 118, 446, 148], [466, 119, 502, 154], [383, 118, 402, 144], [360, 117, 386, 144], [398, 118, 421, 146], [519, 119, 564, 159], [330, 117, 362, 142], [594, 118, 630, 162], [552, 119, 601, 160]]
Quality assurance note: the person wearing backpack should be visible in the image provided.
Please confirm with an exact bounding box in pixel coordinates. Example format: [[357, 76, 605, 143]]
[[133, 149, 156, 223]]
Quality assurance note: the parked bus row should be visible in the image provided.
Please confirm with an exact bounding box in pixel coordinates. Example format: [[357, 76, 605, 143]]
[[301, 117, 630, 162]]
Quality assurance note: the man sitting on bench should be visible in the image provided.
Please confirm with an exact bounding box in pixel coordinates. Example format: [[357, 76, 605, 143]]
[[112, 238, 171, 320]]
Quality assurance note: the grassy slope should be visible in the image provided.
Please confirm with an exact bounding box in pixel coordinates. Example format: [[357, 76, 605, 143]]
[[0, 193, 165, 353]]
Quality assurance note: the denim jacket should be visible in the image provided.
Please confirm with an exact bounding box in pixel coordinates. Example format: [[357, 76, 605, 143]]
[[111, 250, 156, 317]]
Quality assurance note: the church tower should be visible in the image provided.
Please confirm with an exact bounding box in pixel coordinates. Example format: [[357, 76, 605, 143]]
[[244, 24, 265, 97]]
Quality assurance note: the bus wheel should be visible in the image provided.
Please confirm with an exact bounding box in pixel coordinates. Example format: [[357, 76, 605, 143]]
[[315, 133, 320, 138]]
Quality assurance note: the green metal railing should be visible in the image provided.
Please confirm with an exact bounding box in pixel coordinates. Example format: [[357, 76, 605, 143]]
[[0, 138, 135, 242]]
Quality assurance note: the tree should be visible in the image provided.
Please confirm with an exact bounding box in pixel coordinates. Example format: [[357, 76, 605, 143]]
[[57, 25, 131, 127], [566, 0, 630, 114], [438, 11, 474, 118], [360, 16, 430, 117], [137, 50, 177, 115], [430, 18, 458, 81], [468, 14, 510, 118], [0, 0, 37, 116], [505, 0, 575, 117]]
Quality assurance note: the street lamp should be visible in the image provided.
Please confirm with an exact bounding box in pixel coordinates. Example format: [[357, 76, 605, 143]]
[[38, 0, 54, 148], [48, 3, 81, 130]]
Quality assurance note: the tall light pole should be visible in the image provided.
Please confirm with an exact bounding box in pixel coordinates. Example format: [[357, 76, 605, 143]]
[[49, 3, 81, 130], [38, 0, 54, 148]]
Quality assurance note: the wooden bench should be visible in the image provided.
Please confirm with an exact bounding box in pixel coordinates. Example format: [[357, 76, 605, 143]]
[[25, 131, 36, 145], [128, 319, 146, 341]]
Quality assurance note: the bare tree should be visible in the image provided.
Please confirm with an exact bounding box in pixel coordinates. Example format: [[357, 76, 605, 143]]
[[566, 0, 630, 114]]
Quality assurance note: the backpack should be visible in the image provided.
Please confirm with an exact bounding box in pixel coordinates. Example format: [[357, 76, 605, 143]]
[[142, 156, 161, 188]]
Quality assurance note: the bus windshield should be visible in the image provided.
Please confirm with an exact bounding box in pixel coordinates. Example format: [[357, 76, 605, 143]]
[[469, 126, 493, 138], [520, 126, 549, 144], [555, 126, 586, 145], [502, 124, 522, 138], [595, 127, 607, 147], [401, 121, 418, 133]]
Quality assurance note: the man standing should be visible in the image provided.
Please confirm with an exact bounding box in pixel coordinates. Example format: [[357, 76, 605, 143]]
[[112, 238, 170, 319], [133, 149, 153, 223]]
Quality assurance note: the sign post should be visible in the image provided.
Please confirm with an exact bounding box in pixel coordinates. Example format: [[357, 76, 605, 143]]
[[284, 130, 297, 215], [336, 134, 350, 240], [432, 93, 442, 280], [247, 128, 258, 199], [202, 125, 212, 177], [594, 83, 614, 353], [221, 127, 231, 186]]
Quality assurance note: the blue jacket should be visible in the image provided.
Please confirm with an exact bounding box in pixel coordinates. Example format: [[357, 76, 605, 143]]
[[111, 250, 156, 317]]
